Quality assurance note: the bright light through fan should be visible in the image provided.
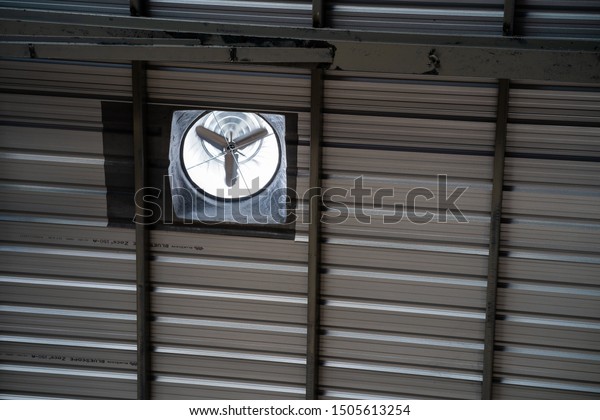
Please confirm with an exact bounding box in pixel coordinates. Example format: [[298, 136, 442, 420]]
[[182, 110, 281, 199]]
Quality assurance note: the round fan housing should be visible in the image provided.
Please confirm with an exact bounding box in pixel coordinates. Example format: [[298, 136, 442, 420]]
[[181, 110, 281, 200]]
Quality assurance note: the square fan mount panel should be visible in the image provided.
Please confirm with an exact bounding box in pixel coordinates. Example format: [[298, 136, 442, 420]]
[[169, 110, 288, 224]]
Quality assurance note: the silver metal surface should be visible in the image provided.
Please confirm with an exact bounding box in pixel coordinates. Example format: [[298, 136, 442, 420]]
[[494, 81, 600, 400], [515, 0, 600, 39], [329, 1, 503, 35], [141, 62, 310, 397], [319, 72, 495, 399], [1, 15, 599, 400], [148, 0, 312, 26], [0, 57, 136, 399], [0, 0, 129, 15]]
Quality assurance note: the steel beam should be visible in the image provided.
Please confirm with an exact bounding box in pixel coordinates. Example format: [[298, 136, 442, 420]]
[[306, 69, 324, 400], [133, 59, 151, 400], [306, 0, 325, 401], [482, 79, 510, 400], [504, 0, 516, 36], [0, 8, 598, 84], [1, 7, 592, 50], [0, 42, 333, 64], [313, 0, 325, 29], [131, 0, 150, 402]]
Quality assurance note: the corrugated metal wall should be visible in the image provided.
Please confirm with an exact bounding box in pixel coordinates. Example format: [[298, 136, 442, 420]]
[[314, 73, 600, 400], [318, 73, 497, 399], [494, 81, 600, 399], [0, 0, 130, 15], [0, 58, 137, 399], [516, 0, 600, 39], [0, 59, 312, 399], [146, 62, 311, 399], [1, 2, 599, 401], [148, 0, 313, 26], [327, 1, 503, 35]]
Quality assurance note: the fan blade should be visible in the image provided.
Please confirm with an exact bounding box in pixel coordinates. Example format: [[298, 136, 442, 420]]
[[224, 152, 238, 187], [196, 126, 228, 149], [234, 128, 268, 149]]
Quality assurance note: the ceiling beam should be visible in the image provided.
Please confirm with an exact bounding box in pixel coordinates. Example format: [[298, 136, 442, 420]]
[[0, 42, 333, 64], [0, 8, 599, 83]]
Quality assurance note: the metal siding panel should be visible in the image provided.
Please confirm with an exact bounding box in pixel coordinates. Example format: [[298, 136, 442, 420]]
[[495, 81, 600, 400], [328, 1, 503, 35], [320, 72, 496, 399], [146, 62, 310, 111], [152, 380, 304, 400], [0, 59, 131, 225], [147, 0, 312, 26], [515, 0, 600, 39], [150, 230, 308, 399], [0, 58, 136, 399], [0, 368, 136, 399], [0, 59, 132, 98], [493, 383, 600, 400], [509, 82, 600, 124], [320, 365, 481, 399], [131, 61, 311, 399], [0, 232, 137, 399], [0, 1, 130, 15]]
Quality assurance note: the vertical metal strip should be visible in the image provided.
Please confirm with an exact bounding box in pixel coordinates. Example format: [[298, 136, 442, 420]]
[[131, 0, 150, 401], [483, 0, 514, 399], [482, 79, 510, 400], [306, 0, 325, 401], [504, 0, 516, 36], [130, 0, 147, 17], [133, 60, 150, 400], [312, 0, 325, 29], [306, 69, 324, 400]]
